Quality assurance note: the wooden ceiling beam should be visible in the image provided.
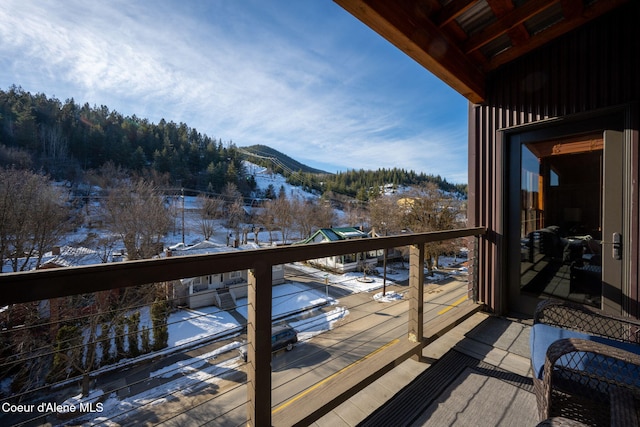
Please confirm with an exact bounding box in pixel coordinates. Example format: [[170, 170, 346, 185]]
[[434, 0, 479, 28], [486, 0, 531, 52], [464, 0, 560, 54], [334, 0, 628, 103], [486, 0, 630, 71], [334, 0, 486, 103]]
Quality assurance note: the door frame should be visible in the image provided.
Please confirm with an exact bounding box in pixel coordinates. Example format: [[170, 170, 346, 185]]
[[500, 106, 634, 316]]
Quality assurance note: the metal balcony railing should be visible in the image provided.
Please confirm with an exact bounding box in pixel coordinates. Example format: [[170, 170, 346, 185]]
[[0, 227, 485, 426]]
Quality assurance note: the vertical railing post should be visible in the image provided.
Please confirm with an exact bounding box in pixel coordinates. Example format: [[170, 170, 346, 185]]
[[247, 262, 272, 427], [471, 236, 479, 303], [408, 244, 425, 344]]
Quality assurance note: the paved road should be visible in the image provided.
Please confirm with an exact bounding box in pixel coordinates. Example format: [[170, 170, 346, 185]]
[[60, 268, 469, 426], [144, 278, 468, 426]]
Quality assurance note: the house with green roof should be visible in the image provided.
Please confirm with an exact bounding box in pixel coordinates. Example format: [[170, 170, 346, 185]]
[[298, 227, 379, 273]]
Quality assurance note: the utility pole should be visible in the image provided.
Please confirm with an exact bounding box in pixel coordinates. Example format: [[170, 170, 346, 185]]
[[324, 274, 329, 298], [181, 188, 185, 246]]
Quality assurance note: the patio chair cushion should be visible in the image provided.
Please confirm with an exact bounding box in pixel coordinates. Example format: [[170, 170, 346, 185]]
[[530, 323, 640, 381]]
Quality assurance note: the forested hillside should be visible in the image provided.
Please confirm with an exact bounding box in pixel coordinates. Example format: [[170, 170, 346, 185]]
[[0, 86, 466, 199], [240, 145, 329, 174], [294, 168, 467, 201], [0, 86, 252, 194], [241, 144, 467, 200]]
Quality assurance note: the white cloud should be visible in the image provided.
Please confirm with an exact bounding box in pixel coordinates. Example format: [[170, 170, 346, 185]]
[[0, 0, 468, 183]]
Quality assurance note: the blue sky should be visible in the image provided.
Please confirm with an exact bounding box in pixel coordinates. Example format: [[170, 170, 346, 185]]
[[0, 0, 469, 183]]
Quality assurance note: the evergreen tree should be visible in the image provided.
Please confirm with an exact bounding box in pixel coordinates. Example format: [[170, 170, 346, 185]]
[[114, 317, 125, 359], [47, 324, 81, 383], [127, 311, 141, 358], [151, 299, 169, 351], [100, 323, 112, 365]]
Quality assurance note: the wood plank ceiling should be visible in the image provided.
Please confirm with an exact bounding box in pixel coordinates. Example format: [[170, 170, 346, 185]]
[[334, 0, 630, 103]]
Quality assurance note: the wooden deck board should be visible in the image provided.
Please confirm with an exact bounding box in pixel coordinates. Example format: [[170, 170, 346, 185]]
[[314, 311, 537, 427], [273, 303, 483, 427]]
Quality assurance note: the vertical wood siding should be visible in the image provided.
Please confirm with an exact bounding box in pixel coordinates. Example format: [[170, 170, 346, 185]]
[[469, 2, 640, 316]]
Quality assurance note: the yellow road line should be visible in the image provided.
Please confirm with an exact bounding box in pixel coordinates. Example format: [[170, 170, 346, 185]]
[[437, 295, 467, 315], [272, 338, 400, 414]]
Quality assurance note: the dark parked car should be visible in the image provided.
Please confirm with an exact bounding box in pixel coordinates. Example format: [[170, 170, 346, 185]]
[[239, 324, 298, 361], [271, 324, 298, 352]]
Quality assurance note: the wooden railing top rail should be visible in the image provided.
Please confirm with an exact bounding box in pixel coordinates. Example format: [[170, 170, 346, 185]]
[[0, 227, 485, 306]]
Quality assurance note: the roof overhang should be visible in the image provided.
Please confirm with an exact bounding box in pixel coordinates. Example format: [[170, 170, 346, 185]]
[[334, 0, 630, 104]]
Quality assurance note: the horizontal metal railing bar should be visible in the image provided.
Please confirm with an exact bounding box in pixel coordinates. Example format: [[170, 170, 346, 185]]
[[0, 227, 485, 305]]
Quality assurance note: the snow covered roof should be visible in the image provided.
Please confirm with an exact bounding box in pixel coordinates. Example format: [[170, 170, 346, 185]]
[[166, 240, 258, 257], [39, 246, 104, 268], [332, 227, 368, 239], [298, 227, 368, 244]]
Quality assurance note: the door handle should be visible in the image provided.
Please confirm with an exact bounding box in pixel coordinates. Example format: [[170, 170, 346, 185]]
[[612, 232, 622, 260]]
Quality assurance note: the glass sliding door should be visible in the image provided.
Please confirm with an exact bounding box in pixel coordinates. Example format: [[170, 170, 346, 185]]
[[519, 134, 604, 307], [505, 111, 630, 316]]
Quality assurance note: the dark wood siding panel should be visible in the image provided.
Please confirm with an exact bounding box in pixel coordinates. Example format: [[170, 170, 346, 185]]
[[630, 112, 640, 318], [469, 100, 502, 312], [469, 1, 640, 314], [488, 2, 639, 116]]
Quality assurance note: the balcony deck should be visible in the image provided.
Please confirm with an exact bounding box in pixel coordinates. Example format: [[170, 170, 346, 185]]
[[314, 311, 537, 427], [2, 228, 504, 426]]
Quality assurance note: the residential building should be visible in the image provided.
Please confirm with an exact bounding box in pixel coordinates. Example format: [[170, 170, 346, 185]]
[[298, 227, 379, 273], [166, 240, 285, 309]]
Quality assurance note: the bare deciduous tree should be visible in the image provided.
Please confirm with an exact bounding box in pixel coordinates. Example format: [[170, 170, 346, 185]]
[[272, 196, 294, 244], [314, 199, 336, 230], [291, 198, 311, 239], [258, 200, 277, 245], [257, 196, 293, 245], [103, 179, 171, 260], [0, 168, 72, 271], [400, 183, 464, 273], [294, 198, 335, 239], [342, 200, 368, 229], [369, 183, 465, 273], [369, 194, 403, 235], [1, 303, 51, 397], [196, 195, 224, 240], [222, 183, 245, 245]]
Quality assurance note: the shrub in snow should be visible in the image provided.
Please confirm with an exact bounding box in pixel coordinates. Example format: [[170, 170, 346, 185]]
[[141, 326, 151, 354], [99, 323, 112, 366], [114, 318, 125, 359], [127, 311, 140, 358], [48, 324, 81, 383], [151, 299, 169, 351]]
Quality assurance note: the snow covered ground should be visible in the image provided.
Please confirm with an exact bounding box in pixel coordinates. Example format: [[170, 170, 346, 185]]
[[244, 160, 319, 202], [3, 162, 469, 425]]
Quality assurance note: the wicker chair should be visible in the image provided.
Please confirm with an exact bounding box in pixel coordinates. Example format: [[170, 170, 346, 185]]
[[530, 299, 640, 426]]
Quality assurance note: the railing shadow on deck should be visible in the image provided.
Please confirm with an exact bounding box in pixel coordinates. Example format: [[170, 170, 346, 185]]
[[357, 312, 537, 426]]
